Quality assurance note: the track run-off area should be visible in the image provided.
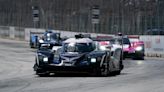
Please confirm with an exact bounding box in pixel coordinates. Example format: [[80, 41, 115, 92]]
[[0, 38, 164, 92]]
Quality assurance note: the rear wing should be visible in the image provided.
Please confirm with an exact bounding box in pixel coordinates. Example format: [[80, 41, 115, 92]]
[[128, 35, 141, 43], [92, 35, 114, 41], [128, 35, 139, 39]]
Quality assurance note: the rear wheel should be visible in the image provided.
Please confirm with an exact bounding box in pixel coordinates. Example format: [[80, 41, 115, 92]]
[[91, 67, 108, 77]]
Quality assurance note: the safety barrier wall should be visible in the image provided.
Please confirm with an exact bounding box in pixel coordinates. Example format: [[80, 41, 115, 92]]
[[140, 36, 164, 58], [0, 26, 110, 40], [0, 26, 164, 58], [14, 27, 25, 40], [0, 26, 10, 38]]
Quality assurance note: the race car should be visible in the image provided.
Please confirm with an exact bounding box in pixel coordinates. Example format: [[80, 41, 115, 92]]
[[109, 35, 135, 59], [93, 35, 135, 59], [30, 30, 63, 49], [33, 34, 123, 76], [38, 31, 63, 48], [29, 32, 43, 48], [128, 35, 145, 60], [91, 36, 122, 55]]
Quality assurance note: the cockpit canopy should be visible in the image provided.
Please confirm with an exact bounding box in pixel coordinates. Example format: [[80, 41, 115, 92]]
[[63, 42, 95, 53], [63, 38, 95, 53]]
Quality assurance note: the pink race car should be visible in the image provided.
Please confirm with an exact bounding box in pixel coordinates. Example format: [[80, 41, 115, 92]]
[[120, 36, 135, 59], [105, 36, 135, 59], [128, 35, 145, 60]]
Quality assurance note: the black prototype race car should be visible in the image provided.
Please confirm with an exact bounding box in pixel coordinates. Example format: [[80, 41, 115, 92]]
[[33, 35, 124, 76]]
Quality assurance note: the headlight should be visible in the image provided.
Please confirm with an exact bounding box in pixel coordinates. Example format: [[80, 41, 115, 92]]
[[91, 58, 96, 63], [47, 38, 50, 41], [43, 57, 48, 62], [100, 46, 106, 51], [39, 39, 44, 43], [135, 46, 142, 51]]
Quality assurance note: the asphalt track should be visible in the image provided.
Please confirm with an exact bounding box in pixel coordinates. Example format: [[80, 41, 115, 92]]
[[0, 38, 164, 92]]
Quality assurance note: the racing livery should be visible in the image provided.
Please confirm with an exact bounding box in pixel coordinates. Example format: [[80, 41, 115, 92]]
[[33, 35, 124, 76]]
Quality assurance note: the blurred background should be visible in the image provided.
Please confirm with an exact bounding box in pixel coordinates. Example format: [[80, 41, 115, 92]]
[[0, 0, 163, 35]]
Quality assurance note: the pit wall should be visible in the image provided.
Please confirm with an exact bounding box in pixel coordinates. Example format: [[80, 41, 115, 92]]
[[0, 26, 164, 58]]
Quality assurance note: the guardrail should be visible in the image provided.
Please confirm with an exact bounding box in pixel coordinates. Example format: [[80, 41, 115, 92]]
[[0, 26, 164, 58]]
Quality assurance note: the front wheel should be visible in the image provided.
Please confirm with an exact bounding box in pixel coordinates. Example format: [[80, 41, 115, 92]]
[[91, 62, 110, 77], [33, 64, 49, 77], [91, 67, 108, 77], [115, 59, 123, 75], [35, 68, 49, 77], [100, 63, 109, 76]]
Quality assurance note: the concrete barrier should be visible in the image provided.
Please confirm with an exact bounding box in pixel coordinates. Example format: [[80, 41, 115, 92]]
[[140, 36, 164, 58], [9, 27, 15, 39], [14, 27, 25, 40], [0, 26, 164, 58], [0, 26, 10, 38], [24, 28, 45, 41]]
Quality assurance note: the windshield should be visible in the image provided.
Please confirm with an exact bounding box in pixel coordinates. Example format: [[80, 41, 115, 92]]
[[64, 43, 95, 53], [45, 33, 60, 41], [109, 38, 130, 45], [51, 33, 60, 40], [118, 38, 130, 44]]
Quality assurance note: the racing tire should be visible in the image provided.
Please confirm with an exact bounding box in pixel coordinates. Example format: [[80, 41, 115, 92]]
[[100, 55, 111, 77], [115, 57, 123, 75], [90, 68, 100, 77], [91, 68, 108, 77], [30, 43, 34, 48], [33, 64, 49, 77], [35, 68, 50, 77], [91, 56, 110, 77], [91, 63, 109, 77], [100, 63, 109, 77]]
